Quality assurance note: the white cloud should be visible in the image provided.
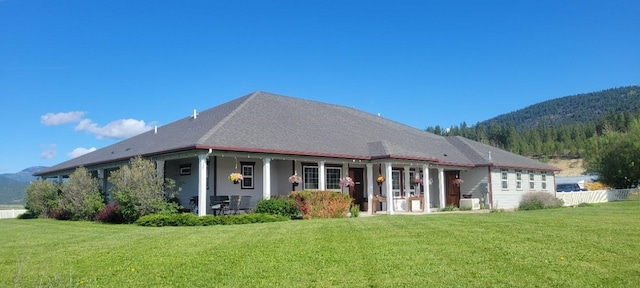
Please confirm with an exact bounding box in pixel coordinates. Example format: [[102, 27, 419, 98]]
[[74, 118, 153, 139], [40, 144, 57, 159], [40, 111, 85, 126], [67, 147, 97, 158]]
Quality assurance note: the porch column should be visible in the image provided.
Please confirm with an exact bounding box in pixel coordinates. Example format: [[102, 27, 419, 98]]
[[438, 168, 445, 208], [197, 153, 208, 216], [319, 160, 326, 190], [385, 161, 394, 215], [263, 158, 271, 200], [366, 163, 373, 215], [404, 166, 410, 212], [423, 164, 430, 213]]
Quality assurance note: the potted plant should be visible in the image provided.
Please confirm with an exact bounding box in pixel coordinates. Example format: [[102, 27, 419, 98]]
[[288, 174, 302, 186], [339, 176, 354, 187], [376, 175, 385, 186], [452, 178, 463, 186], [228, 172, 243, 184]]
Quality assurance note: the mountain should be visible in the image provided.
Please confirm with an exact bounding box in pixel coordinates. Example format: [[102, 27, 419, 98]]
[[481, 86, 640, 129], [0, 166, 48, 205]]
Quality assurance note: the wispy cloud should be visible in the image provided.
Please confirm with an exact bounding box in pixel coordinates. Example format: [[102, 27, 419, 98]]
[[74, 118, 153, 139], [40, 144, 57, 159], [67, 147, 97, 158], [41, 111, 85, 126]]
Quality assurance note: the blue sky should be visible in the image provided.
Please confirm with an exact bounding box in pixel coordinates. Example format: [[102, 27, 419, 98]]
[[1, 0, 638, 174]]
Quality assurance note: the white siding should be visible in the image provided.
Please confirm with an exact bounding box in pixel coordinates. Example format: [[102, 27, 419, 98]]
[[490, 168, 555, 209]]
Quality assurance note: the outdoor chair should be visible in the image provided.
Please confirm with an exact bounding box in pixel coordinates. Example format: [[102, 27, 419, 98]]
[[237, 196, 252, 214], [210, 195, 229, 216], [224, 195, 241, 215]]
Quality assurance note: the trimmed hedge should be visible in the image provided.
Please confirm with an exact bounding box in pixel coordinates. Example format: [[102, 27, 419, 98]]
[[135, 213, 289, 227], [255, 196, 300, 218], [289, 190, 352, 219]]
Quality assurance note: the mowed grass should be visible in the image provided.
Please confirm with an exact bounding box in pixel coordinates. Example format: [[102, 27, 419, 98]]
[[1, 202, 640, 287]]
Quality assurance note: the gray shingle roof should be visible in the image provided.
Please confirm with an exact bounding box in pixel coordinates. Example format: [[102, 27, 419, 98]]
[[35, 91, 558, 176]]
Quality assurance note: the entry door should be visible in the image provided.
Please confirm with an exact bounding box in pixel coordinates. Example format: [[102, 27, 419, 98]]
[[348, 168, 365, 210], [445, 171, 461, 207]]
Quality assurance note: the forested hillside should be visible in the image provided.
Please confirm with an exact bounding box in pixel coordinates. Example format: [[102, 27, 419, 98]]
[[426, 85, 640, 159]]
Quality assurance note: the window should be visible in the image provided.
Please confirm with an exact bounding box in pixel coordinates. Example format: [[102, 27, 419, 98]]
[[541, 172, 547, 190], [326, 167, 342, 190], [409, 170, 419, 196], [302, 165, 341, 190], [515, 170, 522, 190], [392, 170, 401, 198], [303, 165, 318, 190], [528, 170, 535, 190], [501, 169, 509, 189], [241, 162, 254, 189]]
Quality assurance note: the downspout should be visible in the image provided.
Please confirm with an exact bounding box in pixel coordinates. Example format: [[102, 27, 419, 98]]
[[487, 166, 494, 210]]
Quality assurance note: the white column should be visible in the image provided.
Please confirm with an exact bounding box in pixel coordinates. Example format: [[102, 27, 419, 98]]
[[423, 164, 430, 213], [366, 163, 373, 215], [319, 160, 326, 190], [403, 166, 410, 212], [263, 158, 271, 200], [438, 168, 445, 208], [385, 162, 394, 215], [197, 153, 208, 216]]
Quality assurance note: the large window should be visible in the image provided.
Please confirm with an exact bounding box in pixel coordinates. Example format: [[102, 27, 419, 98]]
[[326, 167, 342, 190], [241, 162, 254, 189], [302, 165, 342, 190], [501, 169, 509, 189], [515, 170, 522, 190]]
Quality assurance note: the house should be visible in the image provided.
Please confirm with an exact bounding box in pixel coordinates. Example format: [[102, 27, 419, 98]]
[[34, 91, 560, 215]]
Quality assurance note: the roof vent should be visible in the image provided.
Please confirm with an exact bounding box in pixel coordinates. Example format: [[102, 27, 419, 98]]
[[154, 125, 157, 134], [192, 109, 198, 119], [488, 151, 492, 160]]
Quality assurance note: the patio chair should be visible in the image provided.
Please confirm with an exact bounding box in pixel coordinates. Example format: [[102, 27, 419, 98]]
[[224, 195, 241, 215], [237, 196, 252, 214], [210, 195, 229, 216]]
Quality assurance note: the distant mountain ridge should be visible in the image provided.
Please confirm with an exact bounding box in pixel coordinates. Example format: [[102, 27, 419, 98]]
[[481, 86, 640, 129], [0, 166, 47, 205]]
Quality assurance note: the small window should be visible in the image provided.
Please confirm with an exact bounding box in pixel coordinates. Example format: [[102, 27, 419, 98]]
[[392, 170, 401, 198], [501, 169, 508, 189], [515, 170, 522, 190], [528, 171, 535, 190], [241, 162, 254, 189], [541, 172, 548, 190]]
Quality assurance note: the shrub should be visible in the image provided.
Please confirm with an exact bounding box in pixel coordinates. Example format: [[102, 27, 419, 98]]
[[350, 204, 360, 218], [135, 213, 289, 227], [59, 167, 105, 221], [25, 180, 60, 218], [49, 209, 72, 220], [255, 196, 300, 218], [96, 203, 127, 224], [585, 182, 610, 191], [110, 156, 180, 223], [17, 210, 38, 219], [519, 191, 564, 210], [289, 191, 352, 219], [438, 205, 458, 212]]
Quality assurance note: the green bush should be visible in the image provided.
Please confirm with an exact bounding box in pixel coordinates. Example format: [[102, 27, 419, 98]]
[[25, 180, 60, 218], [59, 167, 105, 221], [255, 197, 299, 218], [438, 205, 458, 212], [350, 204, 360, 217], [135, 213, 289, 227], [519, 191, 564, 210]]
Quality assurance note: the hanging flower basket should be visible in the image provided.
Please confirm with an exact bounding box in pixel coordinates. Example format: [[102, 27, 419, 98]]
[[229, 172, 243, 184], [339, 176, 355, 187], [452, 178, 463, 186], [376, 175, 385, 186], [288, 174, 302, 186], [413, 177, 423, 185]]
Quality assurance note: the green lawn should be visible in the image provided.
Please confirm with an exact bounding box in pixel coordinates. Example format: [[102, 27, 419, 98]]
[[1, 202, 639, 287]]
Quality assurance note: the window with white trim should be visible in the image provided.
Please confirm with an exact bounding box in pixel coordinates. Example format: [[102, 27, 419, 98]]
[[541, 172, 548, 190], [326, 167, 342, 190], [515, 170, 522, 190], [501, 169, 509, 189], [392, 170, 401, 198], [241, 162, 254, 189], [528, 170, 535, 190], [303, 165, 318, 190], [302, 165, 342, 191]]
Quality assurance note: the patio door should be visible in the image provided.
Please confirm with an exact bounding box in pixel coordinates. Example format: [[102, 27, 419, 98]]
[[348, 168, 365, 211], [446, 171, 460, 207]]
